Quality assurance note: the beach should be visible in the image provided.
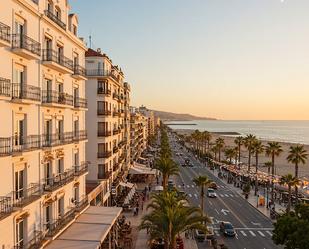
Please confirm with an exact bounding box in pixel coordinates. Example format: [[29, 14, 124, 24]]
[[175, 129, 309, 178]]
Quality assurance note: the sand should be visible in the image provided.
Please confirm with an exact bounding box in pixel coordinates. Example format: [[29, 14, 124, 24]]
[[174, 129, 309, 178]]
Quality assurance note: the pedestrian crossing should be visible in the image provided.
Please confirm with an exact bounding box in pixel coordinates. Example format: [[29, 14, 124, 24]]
[[214, 229, 273, 238], [177, 184, 228, 189]]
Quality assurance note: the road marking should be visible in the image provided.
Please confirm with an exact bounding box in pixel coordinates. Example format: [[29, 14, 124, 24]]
[[221, 209, 230, 215], [191, 185, 195, 188], [240, 231, 247, 236], [225, 194, 229, 197], [188, 194, 192, 197], [229, 194, 234, 197], [249, 231, 256, 237], [178, 185, 181, 188], [215, 209, 219, 215], [187, 185, 190, 188], [258, 231, 265, 237], [220, 194, 224, 197], [209, 200, 213, 206], [266, 231, 272, 236], [194, 194, 198, 198]]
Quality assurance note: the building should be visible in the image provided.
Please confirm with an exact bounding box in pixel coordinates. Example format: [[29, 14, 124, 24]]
[[130, 107, 148, 163], [139, 106, 155, 138], [85, 48, 130, 206], [0, 0, 89, 248]]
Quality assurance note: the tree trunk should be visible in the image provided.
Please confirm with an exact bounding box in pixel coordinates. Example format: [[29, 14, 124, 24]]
[[255, 153, 258, 196], [287, 185, 291, 213], [295, 163, 298, 204], [201, 186, 204, 214], [271, 155, 275, 203], [219, 149, 221, 162], [170, 236, 177, 249], [163, 175, 167, 190], [248, 150, 251, 173], [238, 145, 241, 166]]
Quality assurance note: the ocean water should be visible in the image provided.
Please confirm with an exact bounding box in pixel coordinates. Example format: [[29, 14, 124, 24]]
[[166, 120, 309, 145]]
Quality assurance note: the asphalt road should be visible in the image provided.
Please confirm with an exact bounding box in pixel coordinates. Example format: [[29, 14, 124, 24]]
[[168, 134, 281, 249]]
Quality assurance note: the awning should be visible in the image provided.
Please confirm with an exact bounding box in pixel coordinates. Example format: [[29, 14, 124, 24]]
[[119, 181, 135, 188], [46, 206, 122, 249], [124, 187, 136, 205], [128, 162, 157, 175]]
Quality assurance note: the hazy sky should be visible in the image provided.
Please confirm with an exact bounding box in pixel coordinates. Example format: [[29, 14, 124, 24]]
[[72, 0, 309, 120]]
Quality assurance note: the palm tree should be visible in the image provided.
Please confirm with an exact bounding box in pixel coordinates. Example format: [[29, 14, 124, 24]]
[[287, 145, 308, 203], [204, 131, 212, 152], [139, 191, 209, 249], [193, 175, 212, 214], [265, 142, 283, 203], [244, 134, 257, 173], [154, 157, 179, 190], [215, 138, 225, 162], [279, 174, 300, 213], [252, 140, 264, 196], [211, 145, 219, 161], [234, 136, 244, 166], [224, 148, 236, 164]]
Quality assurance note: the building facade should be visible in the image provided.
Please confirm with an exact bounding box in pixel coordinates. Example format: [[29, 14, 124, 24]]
[[0, 0, 88, 248], [139, 106, 155, 138], [85, 48, 130, 206]]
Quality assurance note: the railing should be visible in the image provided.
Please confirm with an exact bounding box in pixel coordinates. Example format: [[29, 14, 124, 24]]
[[12, 83, 41, 101], [74, 162, 88, 176], [42, 49, 73, 71], [0, 78, 11, 97], [97, 109, 111, 116], [12, 183, 41, 208], [12, 34, 41, 56], [43, 169, 75, 192], [15, 230, 44, 249], [113, 163, 120, 171], [42, 90, 73, 106], [0, 137, 11, 156], [41, 132, 73, 147], [97, 151, 112, 158], [44, 10, 66, 30], [86, 69, 110, 77], [75, 196, 89, 212], [112, 93, 119, 100], [113, 129, 121, 135], [0, 196, 12, 220], [73, 65, 86, 77], [45, 208, 75, 237], [98, 131, 112, 137], [113, 111, 120, 117], [74, 97, 87, 109], [0, 22, 10, 43], [98, 171, 112, 180], [97, 88, 111, 95], [118, 140, 125, 147], [113, 146, 119, 153], [73, 130, 87, 141], [12, 135, 41, 153]]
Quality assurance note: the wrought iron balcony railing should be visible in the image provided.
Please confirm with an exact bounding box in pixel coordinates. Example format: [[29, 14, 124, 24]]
[[42, 49, 73, 71], [12, 83, 41, 101], [97, 88, 111, 95], [0, 137, 11, 156], [42, 90, 73, 106], [12, 135, 41, 153], [97, 109, 112, 116], [41, 132, 73, 147], [74, 162, 88, 176], [44, 10, 66, 30], [0, 196, 12, 220], [12, 183, 41, 208], [73, 65, 86, 77], [98, 130, 112, 137], [45, 208, 75, 237], [73, 130, 87, 141], [0, 78, 11, 97], [74, 97, 87, 109], [43, 169, 75, 192], [97, 151, 112, 158], [0, 22, 10, 43], [98, 171, 112, 180], [12, 34, 41, 56]]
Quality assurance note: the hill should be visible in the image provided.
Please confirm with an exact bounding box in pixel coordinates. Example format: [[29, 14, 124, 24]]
[[152, 110, 216, 121]]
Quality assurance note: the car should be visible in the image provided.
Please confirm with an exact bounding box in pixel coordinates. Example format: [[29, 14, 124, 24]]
[[220, 222, 236, 237], [195, 229, 206, 242], [209, 182, 218, 190], [207, 188, 217, 198]]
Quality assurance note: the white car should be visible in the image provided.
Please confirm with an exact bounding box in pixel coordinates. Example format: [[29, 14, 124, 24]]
[[207, 188, 217, 198]]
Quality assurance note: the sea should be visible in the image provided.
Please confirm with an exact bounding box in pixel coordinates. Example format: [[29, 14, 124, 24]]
[[166, 120, 309, 145]]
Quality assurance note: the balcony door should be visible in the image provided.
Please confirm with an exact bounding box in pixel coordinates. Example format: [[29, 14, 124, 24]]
[[14, 115, 25, 147], [74, 119, 79, 138], [57, 45, 63, 64], [44, 119, 52, 144], [45, 204, 52, 231], [74, 152, 79, 167], [15, 219, 25, 248], [44, 162, 52, 186], [13, 66, 25, 97], [73, 186, 79, 204], [56, 158, 64, 176], [56, 119, 64, 141], [57, 197, 64, 218], [44, 79, 52, 102], [14, 169, 25, 201]]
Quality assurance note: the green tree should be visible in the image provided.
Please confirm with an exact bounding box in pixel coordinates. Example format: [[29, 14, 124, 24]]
[[252, 140, 264, 195], [224, 148, 236, 164], [287, 145, 308, 204], [193, 175, 213, 214], [234, 136, 244, 166], [244, 134, 257, 173], [215, 137, 225, 162], [154, 157, 179, 190], [279, 174, 300, 213], [265, 142, 283, 203]]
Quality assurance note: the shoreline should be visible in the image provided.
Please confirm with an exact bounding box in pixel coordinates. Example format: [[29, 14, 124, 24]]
[[173, 128, 309, 178]]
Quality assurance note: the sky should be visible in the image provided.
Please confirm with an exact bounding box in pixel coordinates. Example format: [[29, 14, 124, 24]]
[[71, 0, 309, 120]]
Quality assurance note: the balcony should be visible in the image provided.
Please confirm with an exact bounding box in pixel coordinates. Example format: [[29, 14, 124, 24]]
[[44, 10, 66, 30], [75, 196, 89, 212], [73, 65, 87, 80], [112, 93, 119, 100], [113, 162, 120, 171], [41, 132, 73, 148], [12, 34, 41, 60], [0, 196, 12, 220], [14, 230, 44, 249], [12, 183, 41, 208], [11, 83, 41, 103], [86, 69, 110, 77], [43, 168, 75, 192], [97, 109, 111, 116], [97, 87, 111, 96], [74, 97, 87, 109], [42, 49, 73, 73], [113, 129, 121, 135], [42, 90, 73, 107], [73, 130, 87, 142], [98, 130, 112, 137], [118, 140, 125, 148], [0, 137, 11, 157], [0, 78, 11, 98], [0, 22, 10, 47], [113, 146, 119, 153], [12, 135, 41, 153], [98, 171, 112, 180], [74, 162, 88, 176], [113, 111, 120, 117], [97, 151, 112, 159]]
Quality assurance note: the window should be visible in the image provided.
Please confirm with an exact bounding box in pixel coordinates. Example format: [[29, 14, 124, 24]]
[[98, 122, 107, 134], [57, 197, 64, 218], [98, 164, 106, 179], [47, 0, 53, 13], [56, 119, 63, 139], [45, 205, 52, 230], [14, 169, 25, 201], [73, 24, 77, 36], [56, 158, 64, 175], [73, 186, 79, 204], [14, 115, 25, 146], [55, 6, 61, 19], [15, 219, 25, 247]]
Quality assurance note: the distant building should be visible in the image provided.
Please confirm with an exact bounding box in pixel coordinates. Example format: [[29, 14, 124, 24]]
[[139, 106, 155, 138]]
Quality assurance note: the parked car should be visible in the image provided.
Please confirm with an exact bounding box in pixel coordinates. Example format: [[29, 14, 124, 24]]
[[195, 229, 206, 242], [207, 188, 217, 198], [220, 222, 236, 237], [209, 182, 218, 190]]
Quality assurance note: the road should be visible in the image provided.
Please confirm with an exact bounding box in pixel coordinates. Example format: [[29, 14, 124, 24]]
[[168, 134, 281, 249]]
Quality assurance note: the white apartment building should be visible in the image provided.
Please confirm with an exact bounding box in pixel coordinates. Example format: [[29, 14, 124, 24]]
[[139, 106, 155, 138], [85, 48, 130, 206], [0, 0, 88, 248]]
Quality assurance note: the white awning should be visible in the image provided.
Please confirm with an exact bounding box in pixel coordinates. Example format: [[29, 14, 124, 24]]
[[129, 162, 157, 175], [119, 181, 135, 188], [46, 206, 122, 249]]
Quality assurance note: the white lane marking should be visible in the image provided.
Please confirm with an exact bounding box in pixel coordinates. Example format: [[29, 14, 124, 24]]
[[188, 194, 192, 197], [214, 209, 219, 215], [240, 231, 247, 236], [249, 231, 256, 237], [258, 231, 265, 237], [209, 200, 213, 206], [194, 194, 198, 198], [225, 194, 229, 197], [229, 194, 234, 197], [266, 231, 272, 236], [187, 185, 190, 188], [191, 185, 195, 188], [220, 194, 224, 197], [178, 185, 181, 188]]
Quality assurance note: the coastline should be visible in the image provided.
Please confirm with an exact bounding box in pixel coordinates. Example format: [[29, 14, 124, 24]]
[[174, 129, 309, 178]]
